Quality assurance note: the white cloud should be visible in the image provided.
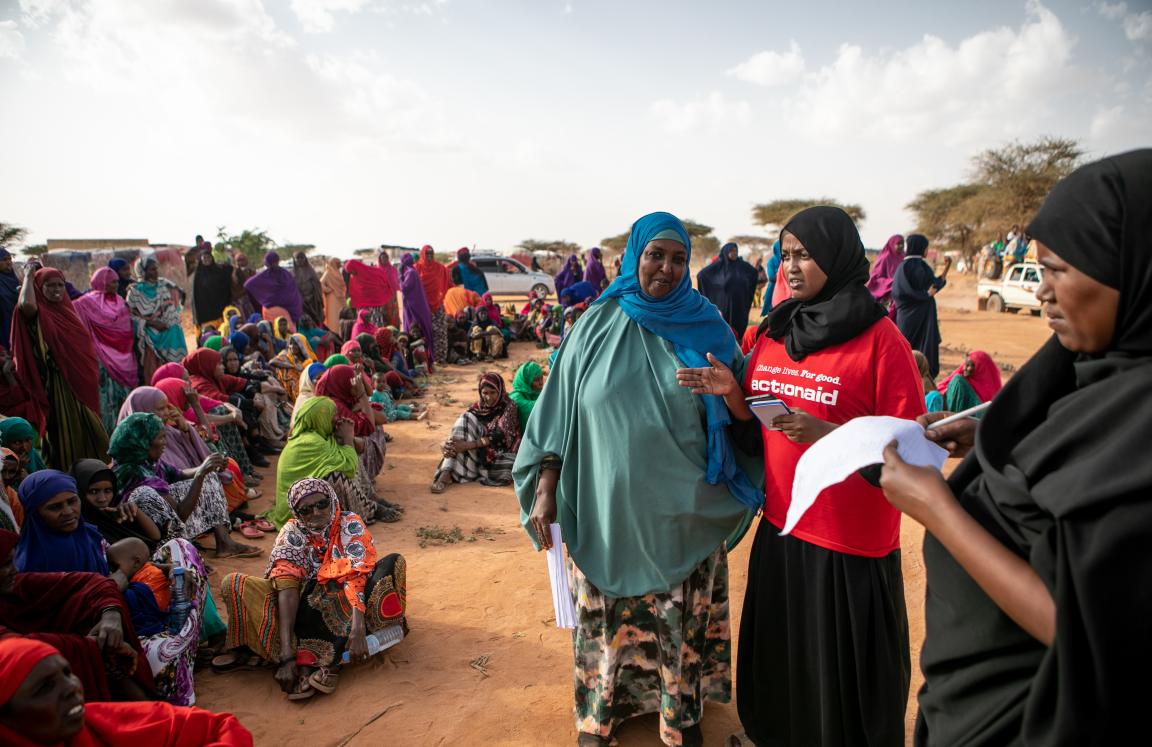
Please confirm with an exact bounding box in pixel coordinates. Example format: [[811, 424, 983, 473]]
[[1095, 1, 1128, 21], [290, 0, 369, 33], [1089, 104, 1124, 138], [772, 1, 1077, 145], [650, 92, 750, 135], [1123, 11, 1152, 41], [0, 20, 24, 60], [727, 40, 805, 86]]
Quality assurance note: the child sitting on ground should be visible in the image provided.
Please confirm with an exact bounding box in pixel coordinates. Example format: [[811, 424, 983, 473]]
[[370, 372, 425, 422]]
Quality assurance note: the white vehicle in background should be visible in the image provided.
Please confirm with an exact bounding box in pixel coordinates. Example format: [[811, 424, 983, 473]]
[[977, 261, 1044, 315], [470, 251, 555, 299]]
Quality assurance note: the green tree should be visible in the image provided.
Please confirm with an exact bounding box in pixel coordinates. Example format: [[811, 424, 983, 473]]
[[751, 199, 866, 231], [215, 227, 278, 264], [517, 239, 583, 256], [23, 243, 48, 257], [905, 184, 986, 260], [1, 222, 28, 246]]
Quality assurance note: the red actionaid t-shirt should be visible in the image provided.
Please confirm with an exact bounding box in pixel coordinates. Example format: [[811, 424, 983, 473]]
[[744, 318, 925, 557]]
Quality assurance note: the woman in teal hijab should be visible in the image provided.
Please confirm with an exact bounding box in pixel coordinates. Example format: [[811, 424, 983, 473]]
[[513, 212, 756, 747], [0, 417, 48, 475]]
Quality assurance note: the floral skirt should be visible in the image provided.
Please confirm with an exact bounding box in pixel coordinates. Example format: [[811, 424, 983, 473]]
[[139, 539, 207, 706], [220, 553, 407, 667], [570, 546, 731, 746], [128, 473, 229, 541], [431, 307, 449, 364]]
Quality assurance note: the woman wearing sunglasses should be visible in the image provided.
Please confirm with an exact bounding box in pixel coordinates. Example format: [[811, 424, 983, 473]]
[[214, 477, 408, 701]]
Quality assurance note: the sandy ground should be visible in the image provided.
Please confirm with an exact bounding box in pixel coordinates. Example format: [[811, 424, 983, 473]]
[[195, 274, 1052, 746]]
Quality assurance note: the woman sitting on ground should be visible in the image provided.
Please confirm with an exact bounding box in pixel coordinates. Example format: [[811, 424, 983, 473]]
[[314, 364, 399, 518], [268, 394, 397, 526], [431, 372, 521, 493], [0, 522, 156, 702], [150, 363, 257, 482], [183, 348, 278, 468], [221, 345, 288, 448], [271, 333, 316, 400], [0, 637, 253, 746], [508, 361, 545, 430], [0, 417, 47, 478], [913, 350, 944, 413], [107, 413, 260, 559], [217, 478, 407, 702], [366, 331, 423, 397], [935, 349, 1002, 414]]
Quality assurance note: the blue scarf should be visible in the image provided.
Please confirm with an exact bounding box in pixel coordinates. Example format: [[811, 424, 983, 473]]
[[456, 262, 487, 295], [595, 212, 761, 509], [15, 470, 109, 574], [0, 263, 18, 349]]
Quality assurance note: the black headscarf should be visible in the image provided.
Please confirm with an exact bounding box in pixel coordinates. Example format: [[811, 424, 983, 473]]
[[696, 242, 759, 334], [759, 206, 886, 360], [905, 234, 929, 257], [918, 149, 1152, 745], [72, 458, 158, 552], [190, 251, 235, 325]]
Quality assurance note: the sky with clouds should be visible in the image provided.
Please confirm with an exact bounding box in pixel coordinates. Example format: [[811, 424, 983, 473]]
[[1, 0, 1149, 255]]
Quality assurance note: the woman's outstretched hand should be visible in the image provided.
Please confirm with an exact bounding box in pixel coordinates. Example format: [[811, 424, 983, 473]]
[[676, 353, 737, 396]]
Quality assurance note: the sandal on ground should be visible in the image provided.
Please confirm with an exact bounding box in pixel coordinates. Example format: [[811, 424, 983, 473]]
[[211, 652, 265, 673], [377, 499, 404, 513], [254, 518, 276, 532], [287, 676, 315, 701], [430, 474, 447, 494], [236, 521, 264, 540], [308, 667, 339, 695]]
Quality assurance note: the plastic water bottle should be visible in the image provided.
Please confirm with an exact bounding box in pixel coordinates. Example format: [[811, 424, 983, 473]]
[[167, 566, 192, 635], [341, 624, 405, 664]]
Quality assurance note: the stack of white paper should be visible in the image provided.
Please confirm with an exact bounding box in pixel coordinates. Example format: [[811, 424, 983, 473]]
[[784, 416, 949, 535], [546, 523, 577, 629]]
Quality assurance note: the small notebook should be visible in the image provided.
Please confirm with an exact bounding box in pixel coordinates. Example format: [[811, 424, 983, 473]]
[[546, 523, 577, 629], [746, 396, 792, 430]]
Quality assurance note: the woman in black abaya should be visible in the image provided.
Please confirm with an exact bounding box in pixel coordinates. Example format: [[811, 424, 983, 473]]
[[892, 234, 950, 377], [880, 149, 1152, 745]]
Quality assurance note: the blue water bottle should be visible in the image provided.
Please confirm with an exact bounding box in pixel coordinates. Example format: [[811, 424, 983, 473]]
[[168, 565, 192, 635]]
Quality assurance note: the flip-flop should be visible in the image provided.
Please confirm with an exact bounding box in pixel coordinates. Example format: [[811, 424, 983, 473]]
[[254, 518, 276, 532], [308, 667, 339, 694], [211, 652, 265, 673], [237, 522, 264, 540], [287, 676, 315, 701]]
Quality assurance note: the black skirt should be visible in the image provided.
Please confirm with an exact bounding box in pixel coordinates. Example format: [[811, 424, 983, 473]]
[[737, 520, 910, 747]]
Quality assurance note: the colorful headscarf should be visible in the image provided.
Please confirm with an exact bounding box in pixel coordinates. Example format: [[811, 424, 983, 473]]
[[0, 416, 47, 473], [935, 350, 1003, 402], [150, 362, 187, 386], [467, 372, 522, 462], [267, 397, 357, 528], [416, 244, 451, 310], [324, 353, 349, 367], [107, 412, 166, 491], [204, 335, 223, 351], [243, 251, 303, 321], [72, 266, 138, 388], [866, 234, 905, 301], [14, 469, 109, 574], [267, 477, 378, 611], [0, 637, 61, 707]]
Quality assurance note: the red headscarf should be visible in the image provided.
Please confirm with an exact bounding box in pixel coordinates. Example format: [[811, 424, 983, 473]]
[[0, 635, 252, 746], [467, 372, 521, 462], [150, 362, 187, 386], [415, 245, 451, 310], [314, 364, 374, 436], [374, 328, 397, 360], [935, 349, 1003, 402], [9, 268, 102, 433], [181, 348, 234, 401]]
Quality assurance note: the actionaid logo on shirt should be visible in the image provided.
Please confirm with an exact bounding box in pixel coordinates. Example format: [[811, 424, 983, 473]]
[[751, 365, 842, 405]]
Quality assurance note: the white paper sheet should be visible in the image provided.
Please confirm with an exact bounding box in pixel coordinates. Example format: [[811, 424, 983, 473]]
[[546, 523, 577, 629], [784, 416, 949, 535]]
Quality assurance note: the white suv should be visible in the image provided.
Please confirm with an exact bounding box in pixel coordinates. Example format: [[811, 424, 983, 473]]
[[471, 253, 555, 299]]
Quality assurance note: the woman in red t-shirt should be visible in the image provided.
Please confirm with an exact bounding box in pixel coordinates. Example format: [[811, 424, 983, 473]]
[[678, 206, 923, 746]]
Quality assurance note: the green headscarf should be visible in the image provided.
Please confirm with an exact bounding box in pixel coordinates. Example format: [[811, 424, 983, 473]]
[[107, 412, 164, 488], [0, 417, 48, 473], [266, 396, 358, 528], [508, 361, 543, 430], [204, 335, 223, 351], [324, 354, 349, 367]]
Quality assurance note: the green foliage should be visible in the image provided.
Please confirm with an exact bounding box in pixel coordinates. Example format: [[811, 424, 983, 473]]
[[907, 136, 1084, 259], [517, 239, 583, 255], [0, 222, 28, 246], [23, 243, 48, 256], [215, 227, 278, 264], [752, 200, 866, 229]]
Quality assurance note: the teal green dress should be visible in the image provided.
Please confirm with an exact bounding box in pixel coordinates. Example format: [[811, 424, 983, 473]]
[[513, 300, 750, 742]]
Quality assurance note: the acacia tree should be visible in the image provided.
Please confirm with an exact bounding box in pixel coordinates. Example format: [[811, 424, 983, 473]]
[[517, 239, 583, 256], [0, 222, 28, 246], [215, 227, 278, 264], [907, 136, 1083, 260], [751, 200, 866, 232], [601, 220, 720, 257]]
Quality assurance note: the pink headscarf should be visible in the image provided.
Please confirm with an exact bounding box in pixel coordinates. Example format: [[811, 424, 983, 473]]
[[936, 350, 1003, 402], [72, 267, 138, 388], [866, 235, 905, 301], [350, 309, 377, 339]]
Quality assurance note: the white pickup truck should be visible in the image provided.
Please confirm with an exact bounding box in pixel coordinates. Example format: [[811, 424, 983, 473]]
[[977, 261, 1043, 314]]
